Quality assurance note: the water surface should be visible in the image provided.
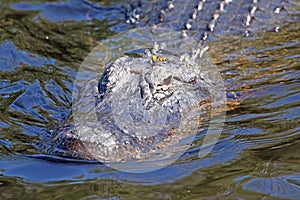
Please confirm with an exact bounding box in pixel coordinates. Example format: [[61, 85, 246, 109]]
[[0, 0, 299, 199]]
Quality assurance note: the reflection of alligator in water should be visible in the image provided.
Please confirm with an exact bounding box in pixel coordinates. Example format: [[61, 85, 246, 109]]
[[51, 0, 294, 162]]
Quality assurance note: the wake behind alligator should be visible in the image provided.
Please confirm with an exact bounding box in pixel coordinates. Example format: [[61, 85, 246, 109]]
[[50, 0, 294, 165]]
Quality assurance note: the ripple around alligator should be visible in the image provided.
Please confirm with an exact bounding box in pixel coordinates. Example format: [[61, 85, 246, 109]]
[[0, 0, 300, 199]]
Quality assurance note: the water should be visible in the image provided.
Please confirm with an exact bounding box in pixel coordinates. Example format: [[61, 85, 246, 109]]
[[0, 0, 300, 199]]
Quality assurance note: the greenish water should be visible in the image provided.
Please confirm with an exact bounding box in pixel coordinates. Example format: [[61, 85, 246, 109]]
[[0, 0, 299, 199]]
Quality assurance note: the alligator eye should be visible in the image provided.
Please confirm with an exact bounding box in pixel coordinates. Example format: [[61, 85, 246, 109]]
[[158, 56, 167, 62], [152, 55, 157, 62]]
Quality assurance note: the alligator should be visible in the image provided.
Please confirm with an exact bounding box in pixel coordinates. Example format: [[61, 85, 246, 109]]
[[53, 45, 223, 163], [50, 0, 296, 163]]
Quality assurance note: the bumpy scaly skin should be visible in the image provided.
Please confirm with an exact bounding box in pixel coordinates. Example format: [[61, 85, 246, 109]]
[[54, 0, 295, 161], [56, 50, 212, 162], [125, 0, 291, 41]]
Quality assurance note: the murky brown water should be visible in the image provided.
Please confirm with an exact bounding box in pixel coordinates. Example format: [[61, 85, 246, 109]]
[[0, 0, 299, 199]]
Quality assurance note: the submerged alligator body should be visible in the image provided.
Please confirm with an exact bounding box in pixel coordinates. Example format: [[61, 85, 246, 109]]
[[51, 0, 296, 163], [124, 0, 292, 42]]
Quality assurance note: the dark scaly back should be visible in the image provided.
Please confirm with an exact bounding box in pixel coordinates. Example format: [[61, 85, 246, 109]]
[[125, 0, 292, 43]]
